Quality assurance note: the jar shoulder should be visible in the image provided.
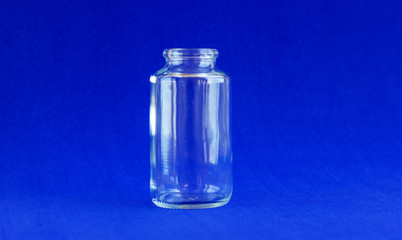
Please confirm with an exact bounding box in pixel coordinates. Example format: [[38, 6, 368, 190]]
[[152, 67, 229, 80]]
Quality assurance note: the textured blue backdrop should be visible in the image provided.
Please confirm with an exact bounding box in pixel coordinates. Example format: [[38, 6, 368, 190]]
[[1, 0, 402, 239]]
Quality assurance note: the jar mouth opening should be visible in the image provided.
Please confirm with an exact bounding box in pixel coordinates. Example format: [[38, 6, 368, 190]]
[[163, 48, 219, 60]]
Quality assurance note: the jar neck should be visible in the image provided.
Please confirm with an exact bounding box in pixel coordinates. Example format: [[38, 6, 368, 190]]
[[163, 48, 218, 72]]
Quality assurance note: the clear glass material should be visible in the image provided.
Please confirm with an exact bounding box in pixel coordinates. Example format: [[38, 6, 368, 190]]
[[150, 48, 232, 209]]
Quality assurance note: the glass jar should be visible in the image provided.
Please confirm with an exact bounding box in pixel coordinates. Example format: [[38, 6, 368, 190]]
[[150, 48, 232, 209]]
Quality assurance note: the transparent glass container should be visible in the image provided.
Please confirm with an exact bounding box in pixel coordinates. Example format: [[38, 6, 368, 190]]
[[150, 48, 232, 209]]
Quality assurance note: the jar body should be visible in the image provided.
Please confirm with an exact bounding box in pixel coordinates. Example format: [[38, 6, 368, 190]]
[[150, 49, 232, 209]]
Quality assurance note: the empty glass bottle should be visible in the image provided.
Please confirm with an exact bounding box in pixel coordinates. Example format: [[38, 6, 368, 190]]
[[150, 48, 232, 209]]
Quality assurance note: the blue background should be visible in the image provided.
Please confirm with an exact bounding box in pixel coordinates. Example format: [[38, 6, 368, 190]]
[[1, 0, 402, 239]]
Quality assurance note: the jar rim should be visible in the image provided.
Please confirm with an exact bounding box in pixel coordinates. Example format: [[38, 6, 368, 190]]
[[163, 48, 219, 59]]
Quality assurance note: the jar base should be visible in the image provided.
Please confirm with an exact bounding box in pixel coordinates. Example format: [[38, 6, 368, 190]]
[[152, 193, 231, 209], [152, 199, 229, 209]]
